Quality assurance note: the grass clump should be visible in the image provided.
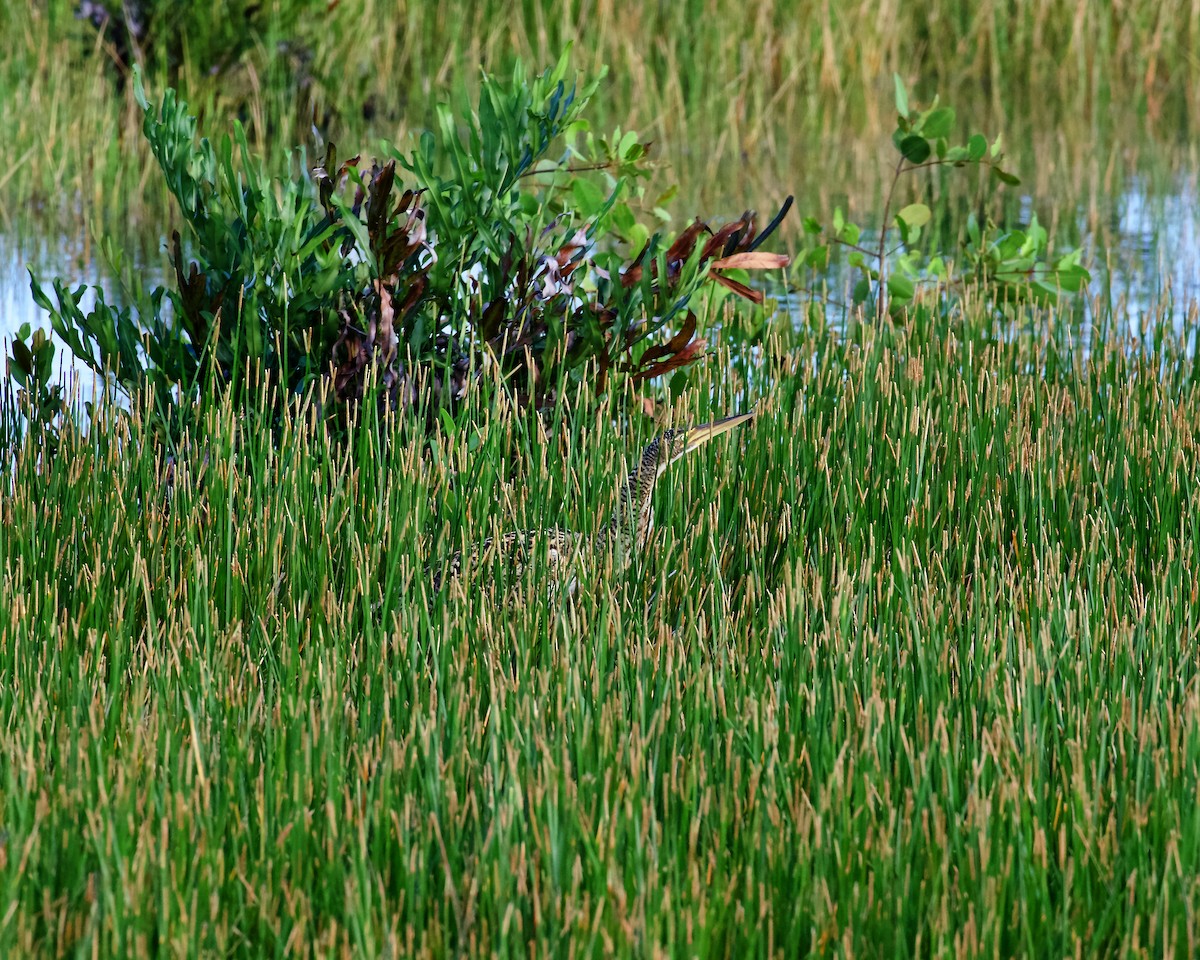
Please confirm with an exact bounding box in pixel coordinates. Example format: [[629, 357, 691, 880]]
[[3, 295, 1200, 955]]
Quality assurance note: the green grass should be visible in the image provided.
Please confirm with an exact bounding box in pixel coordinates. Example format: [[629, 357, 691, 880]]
[[4, 297, 1200, 956], [4, 4, 1200, 955], [1, 0, 1196, 234]]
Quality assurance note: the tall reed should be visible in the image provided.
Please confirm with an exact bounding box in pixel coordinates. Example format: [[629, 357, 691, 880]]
[[1, 0, 1195, 233], [3, 291, 1200, 955]]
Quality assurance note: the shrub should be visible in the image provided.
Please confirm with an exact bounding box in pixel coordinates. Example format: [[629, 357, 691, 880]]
[[795, 74, 1089, 320], [15, 50, 790, 444]]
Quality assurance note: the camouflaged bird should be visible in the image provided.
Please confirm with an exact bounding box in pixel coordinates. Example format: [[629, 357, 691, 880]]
[[432, 412, 754, 593]]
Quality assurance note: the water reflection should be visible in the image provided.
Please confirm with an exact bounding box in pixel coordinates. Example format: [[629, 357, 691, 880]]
[[1, 231, 168, 392], [787, 176, 1200, 349], [2, 176, 1200, 386], [1107, 178, 1200, 336]]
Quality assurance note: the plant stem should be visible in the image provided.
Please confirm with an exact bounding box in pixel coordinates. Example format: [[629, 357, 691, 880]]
[[876, 156, 906, 319]]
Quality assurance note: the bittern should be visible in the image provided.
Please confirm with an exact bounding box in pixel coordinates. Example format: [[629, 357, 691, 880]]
[[433, 411, 754, 591]]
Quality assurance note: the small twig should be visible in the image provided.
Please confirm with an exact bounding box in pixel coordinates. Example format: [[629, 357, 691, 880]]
[[516, 159, 619, 180], [876, 155, 907, 316], [813, 294, 851, 312], [905, 156, 1003, 173], [904, 158, 960, 172], [833, 240, 879, 258]]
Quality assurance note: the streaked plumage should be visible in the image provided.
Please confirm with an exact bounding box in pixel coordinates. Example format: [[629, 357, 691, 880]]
[[433, 412, 753, 591]]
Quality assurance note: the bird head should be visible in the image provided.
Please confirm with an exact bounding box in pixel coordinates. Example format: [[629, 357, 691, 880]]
[[642, 410, 756, 479]]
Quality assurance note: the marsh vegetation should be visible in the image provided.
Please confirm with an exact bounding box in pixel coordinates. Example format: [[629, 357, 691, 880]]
[[2, 2, 1200, 957]]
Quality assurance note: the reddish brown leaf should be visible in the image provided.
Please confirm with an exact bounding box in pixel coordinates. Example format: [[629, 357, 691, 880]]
[[710, 273, 764, 303], [709, 252, 791, 271], [701, 219, 749, 260], [665, 220, 709, 262], [368, 161, 396, 240], [637, 313, 697, 367], [632, 338, 708, 383]]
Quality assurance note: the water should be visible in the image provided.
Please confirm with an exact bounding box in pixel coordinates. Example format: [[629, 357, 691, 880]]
[[1106, 178, 1200, 331], [3, 175, 1200, 386], [0, 230, 168, 394]]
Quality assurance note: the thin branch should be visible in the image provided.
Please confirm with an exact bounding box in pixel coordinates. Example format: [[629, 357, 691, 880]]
[[876, 156, 906, 315], [516, 159, 619, 180], [833, 239, 879, 258], [906, 156, 1003, 173]]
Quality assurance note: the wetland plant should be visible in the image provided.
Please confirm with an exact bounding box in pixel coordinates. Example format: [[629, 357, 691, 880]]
[[12, 50, 789, 448], [796, 74, 1090, 320]]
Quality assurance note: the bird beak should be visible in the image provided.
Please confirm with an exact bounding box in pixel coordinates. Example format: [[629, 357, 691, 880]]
[[683, 410, 755, 456]]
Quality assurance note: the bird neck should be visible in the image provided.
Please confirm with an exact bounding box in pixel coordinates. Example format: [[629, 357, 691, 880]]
[[600, 461, 658, 555]]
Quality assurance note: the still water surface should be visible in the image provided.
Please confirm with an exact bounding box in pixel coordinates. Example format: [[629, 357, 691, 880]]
[[2, 174, 1199, 384]]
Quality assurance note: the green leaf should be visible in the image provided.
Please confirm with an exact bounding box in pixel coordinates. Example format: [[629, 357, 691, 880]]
[[627, 223, 650, 254], [923, 107, 955, 139], [329, 196, 376, 273], [611, 203, 637, 235], [804, 245, 830, 269], [887, 273, 915, 301], [1056, 264, 1090, 293], [618, 130, 639, 160], [852, 277, 872, 304], [896, 203, 931, 229], [898, 135, 931, 164], [1026, 215, 1048, 250], [802, 217, 822, 235], [893, 73, 909, 119], [669, 370, 689, 400], [967, 134, 987, 161], [1031, 280, 1061, 303], [34, 339, 53, 383], [896, 250, 922, 277], [29, 274, 55, 316], [839, 222, 861, 246], [990, 133, 1004, 158], [997, 257, 1035, 276], [967, 213, 981, 247], [992, 168, 1021, 186], [131, 66, 153, 117], [833, 207, 845, 234], [11, 339, 33, 377], [549, 43, 573, 86], [573, 178, 606, 216], [996, 232, 1024, 259]]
